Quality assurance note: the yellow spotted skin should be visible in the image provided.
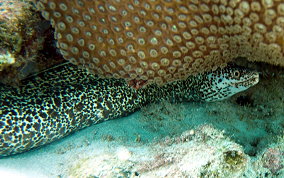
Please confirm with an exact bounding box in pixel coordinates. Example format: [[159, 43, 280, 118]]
[[37, 0, 284, 85]]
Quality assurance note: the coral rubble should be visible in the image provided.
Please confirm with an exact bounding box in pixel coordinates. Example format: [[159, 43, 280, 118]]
[[68, 125, 249, 178]]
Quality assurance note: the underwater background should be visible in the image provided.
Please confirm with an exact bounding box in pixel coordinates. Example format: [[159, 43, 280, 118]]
[[1, 64, 284, 177], [1, 0, 284, 177]]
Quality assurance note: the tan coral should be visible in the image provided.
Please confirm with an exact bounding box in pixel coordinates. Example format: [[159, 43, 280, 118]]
[[0, 0, 64, 85], [0, 0, 27, 62], [37, 0, 284, 86], [0, 0, 40, 84]]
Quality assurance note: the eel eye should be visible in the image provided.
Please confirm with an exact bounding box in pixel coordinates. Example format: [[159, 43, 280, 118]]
[[233, 70, 240, 79]]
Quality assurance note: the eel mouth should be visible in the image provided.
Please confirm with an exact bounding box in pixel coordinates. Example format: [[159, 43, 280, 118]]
[[230, 72, 260, 87]]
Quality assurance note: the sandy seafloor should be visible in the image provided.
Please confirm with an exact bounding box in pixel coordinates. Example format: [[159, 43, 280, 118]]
[[1, 0, 284, 177], [1, 75, 284, 177]]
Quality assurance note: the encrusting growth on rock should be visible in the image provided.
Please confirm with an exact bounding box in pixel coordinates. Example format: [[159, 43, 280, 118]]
[[37, 0, 284, 86], [0, 0, 64, 85]]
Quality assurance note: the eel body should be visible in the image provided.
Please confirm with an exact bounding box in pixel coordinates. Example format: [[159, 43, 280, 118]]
[[0, 63, 259, 157]]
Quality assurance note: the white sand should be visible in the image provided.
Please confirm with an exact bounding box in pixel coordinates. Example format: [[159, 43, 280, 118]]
[[0, 96, 283, 177]]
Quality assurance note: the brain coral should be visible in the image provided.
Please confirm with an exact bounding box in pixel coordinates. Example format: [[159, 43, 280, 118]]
[[37, 0, 284, 86]]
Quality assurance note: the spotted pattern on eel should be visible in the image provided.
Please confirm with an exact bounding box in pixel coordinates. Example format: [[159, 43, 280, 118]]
[[0, 63, 259, 157]]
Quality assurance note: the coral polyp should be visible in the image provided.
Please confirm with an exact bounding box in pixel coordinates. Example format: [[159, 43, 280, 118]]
[[37, 0, 284, 85]]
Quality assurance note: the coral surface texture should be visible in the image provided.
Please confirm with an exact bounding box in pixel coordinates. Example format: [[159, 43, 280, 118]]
[[37, 0, 284, 85]]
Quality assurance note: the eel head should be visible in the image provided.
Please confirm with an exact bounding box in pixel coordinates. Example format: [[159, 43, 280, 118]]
[[198, 65, 259, 102]]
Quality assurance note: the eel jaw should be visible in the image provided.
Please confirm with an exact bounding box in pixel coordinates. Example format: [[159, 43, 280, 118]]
[[230, 72, 259, 88]]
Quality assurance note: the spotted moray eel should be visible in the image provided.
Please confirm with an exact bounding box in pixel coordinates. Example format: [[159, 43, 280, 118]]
[[0, 63, 259, 157]]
